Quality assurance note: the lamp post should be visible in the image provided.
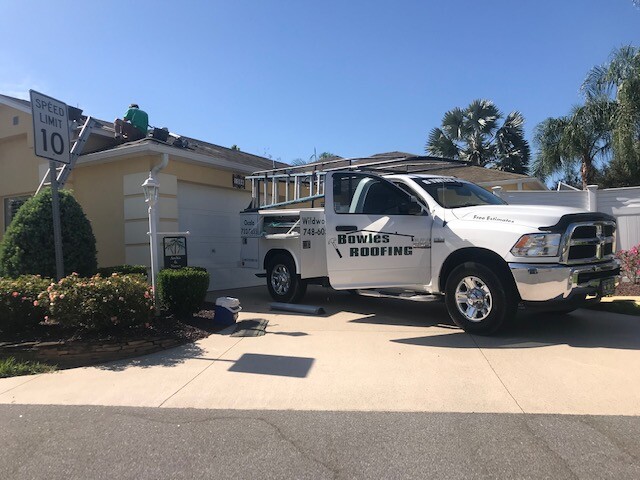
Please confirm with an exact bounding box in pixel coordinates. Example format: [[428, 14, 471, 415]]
[[142, 174, 160, 312]]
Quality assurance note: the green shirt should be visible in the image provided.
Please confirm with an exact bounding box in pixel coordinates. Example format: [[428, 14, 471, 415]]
[[123, 107, 149, 135]]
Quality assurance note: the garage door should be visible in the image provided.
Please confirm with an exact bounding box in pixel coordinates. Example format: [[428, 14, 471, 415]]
[[178, 182, 263, 291]]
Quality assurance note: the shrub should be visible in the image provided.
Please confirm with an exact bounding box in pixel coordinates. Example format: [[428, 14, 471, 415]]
[[0, 188, 97, 278], [616, 245, 640, 284], [157, 267, 209, 316], [0, 357, 56, 378], [42, 273, 154, 331], [97, 265, 148, 277], [0, 275, 51, 334]]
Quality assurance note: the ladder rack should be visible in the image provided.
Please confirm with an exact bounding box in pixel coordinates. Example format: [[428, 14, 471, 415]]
[[246, 155, 466, 210]]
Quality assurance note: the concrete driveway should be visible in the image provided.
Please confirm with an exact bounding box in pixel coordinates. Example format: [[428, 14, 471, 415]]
[[1, 286, 639, 415]]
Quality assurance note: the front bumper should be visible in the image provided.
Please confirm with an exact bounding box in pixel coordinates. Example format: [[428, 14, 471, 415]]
[[509, 260, 620, 302]]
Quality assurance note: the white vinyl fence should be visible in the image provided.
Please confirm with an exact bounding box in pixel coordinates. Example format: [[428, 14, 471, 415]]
[[493, 185, 640, 251]]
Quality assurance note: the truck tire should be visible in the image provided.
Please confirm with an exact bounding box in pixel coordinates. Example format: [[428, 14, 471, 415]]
[[445, 262, 517, 335], [266, 254, 307, 303]]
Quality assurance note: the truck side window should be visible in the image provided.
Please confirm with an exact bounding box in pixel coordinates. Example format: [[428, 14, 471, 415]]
[[333, 173, 419, 215]]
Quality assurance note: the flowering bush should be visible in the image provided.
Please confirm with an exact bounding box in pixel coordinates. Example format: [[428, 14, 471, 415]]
[[96, 265, 148, 277], [42, 273, 154, 331], [0, 275, 51, 333], [616, 245, 640, 284]]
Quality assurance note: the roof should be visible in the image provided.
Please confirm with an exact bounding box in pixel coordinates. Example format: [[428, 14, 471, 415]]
[[421, 165, 537, 183], [252, 151, 545, 189], [0, 93, 30, 108], [0, 93, 285, 171], [0, 93, 31, 113]]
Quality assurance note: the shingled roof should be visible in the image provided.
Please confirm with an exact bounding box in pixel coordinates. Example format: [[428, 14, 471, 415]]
[[254, 150, 544, 189], [0, 93, 286, 171]]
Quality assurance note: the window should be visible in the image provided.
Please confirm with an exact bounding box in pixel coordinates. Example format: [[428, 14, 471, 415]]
[[333, 173, 421, 215], [4, 196, 30, 230], [416, 179, 506, 208]]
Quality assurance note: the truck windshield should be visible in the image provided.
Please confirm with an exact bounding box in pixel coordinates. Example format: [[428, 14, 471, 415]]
[[416, 179, 507, 208]]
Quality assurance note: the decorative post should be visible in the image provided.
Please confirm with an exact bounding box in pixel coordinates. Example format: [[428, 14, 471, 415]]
[[142, 174, 160, 313]]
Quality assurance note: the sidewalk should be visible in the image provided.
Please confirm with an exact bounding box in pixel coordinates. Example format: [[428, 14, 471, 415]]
[[1, 286, 640, 415]]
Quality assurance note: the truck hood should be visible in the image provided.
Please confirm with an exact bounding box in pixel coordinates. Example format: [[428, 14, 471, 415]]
[[449, 205, 586, 229]]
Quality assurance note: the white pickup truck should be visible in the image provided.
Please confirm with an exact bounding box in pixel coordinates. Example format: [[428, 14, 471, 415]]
[[240, 169, 619, 334]]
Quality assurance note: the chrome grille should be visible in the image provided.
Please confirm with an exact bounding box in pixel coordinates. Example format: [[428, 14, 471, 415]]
[[560, 221, 616, 265]]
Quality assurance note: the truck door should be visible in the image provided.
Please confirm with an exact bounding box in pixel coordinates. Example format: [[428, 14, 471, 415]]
[[324, 172, 432, 290]]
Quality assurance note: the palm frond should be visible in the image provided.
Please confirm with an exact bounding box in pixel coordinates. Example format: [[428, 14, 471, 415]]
[[582, 45, 640, 100], [441, 108, 467, 140], [426, 128, 460, 158], [465, 99, 501, 135]]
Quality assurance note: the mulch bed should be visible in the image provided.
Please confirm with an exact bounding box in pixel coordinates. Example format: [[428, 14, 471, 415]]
[[0, 302, 223, 348], [615, 282, 640, 297]]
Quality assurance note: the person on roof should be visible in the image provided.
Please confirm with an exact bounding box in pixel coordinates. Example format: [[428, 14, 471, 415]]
[[114, 103, 149, 141]]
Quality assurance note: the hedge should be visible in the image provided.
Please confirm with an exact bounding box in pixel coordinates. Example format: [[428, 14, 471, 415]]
[[157, 267, 209, 316]]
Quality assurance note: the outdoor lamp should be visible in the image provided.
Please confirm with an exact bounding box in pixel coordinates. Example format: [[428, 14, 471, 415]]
[[142, 173, 160, 314], [142, 174, 159, 206]]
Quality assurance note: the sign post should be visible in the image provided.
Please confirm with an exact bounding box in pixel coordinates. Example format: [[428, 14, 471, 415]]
[[30, 90, 71, 280]]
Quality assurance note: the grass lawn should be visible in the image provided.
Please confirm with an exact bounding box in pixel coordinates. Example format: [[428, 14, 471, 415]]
[[0, 357, 56, 378]]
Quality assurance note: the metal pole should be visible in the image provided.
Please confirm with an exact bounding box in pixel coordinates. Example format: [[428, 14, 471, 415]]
[[49, 160, 64, 280], [148, 196, 159, 313]]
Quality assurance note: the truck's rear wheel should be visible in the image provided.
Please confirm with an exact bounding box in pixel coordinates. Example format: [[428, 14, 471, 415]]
[[445, 262, 517, 335], [266, 254, 307, 303]]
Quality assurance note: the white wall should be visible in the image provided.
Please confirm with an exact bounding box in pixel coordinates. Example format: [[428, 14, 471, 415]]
[[494, 186, 640, 251]]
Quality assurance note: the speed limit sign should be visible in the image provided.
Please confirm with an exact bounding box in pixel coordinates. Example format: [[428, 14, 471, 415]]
[[30, 90, 70, 164]]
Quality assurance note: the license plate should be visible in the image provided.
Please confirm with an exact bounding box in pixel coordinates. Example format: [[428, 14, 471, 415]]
[[599, 278, 616, 297]]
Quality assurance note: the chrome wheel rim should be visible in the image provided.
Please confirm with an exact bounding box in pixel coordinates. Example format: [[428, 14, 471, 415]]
[[455, 276, 492, 322], [271, 264, 291, 295]]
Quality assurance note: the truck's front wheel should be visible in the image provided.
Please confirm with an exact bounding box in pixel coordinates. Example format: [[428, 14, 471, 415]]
[[445, 262, 517, 335], [266, 254, 307, 303]]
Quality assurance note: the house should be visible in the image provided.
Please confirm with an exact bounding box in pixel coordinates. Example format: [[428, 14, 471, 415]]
[[0, 93, 287, 290]]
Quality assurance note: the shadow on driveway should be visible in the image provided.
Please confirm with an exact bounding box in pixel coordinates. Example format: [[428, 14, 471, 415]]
[[95, 342, 208, 372], [393, 310, 640, 350]]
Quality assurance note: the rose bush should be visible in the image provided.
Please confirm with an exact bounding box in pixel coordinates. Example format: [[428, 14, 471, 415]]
[[0, 275, 51, 333], [41, 273, 154, 331], [616, 245, 640, 284]]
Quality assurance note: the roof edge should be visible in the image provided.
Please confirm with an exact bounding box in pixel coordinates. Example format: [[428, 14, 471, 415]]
[[77, 141, 261, 174], [0, 95, 31, 114]]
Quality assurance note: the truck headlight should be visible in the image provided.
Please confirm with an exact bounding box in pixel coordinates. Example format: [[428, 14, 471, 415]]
[[511, 234, 561, 257]]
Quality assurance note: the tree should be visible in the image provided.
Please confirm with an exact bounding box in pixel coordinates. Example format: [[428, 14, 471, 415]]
[[289, 151, 339, 166], [425, 99, 531, 174], [582, 45, 640, 186], [0, 188, 97, 278], [531, 100, 614, 189]]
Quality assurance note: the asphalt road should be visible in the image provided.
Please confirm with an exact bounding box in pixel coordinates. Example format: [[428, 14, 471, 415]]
[[2, 405, 639, 480]]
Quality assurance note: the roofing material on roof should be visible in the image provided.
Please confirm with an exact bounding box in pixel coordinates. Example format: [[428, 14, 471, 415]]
[[0, 93, 284, 171]]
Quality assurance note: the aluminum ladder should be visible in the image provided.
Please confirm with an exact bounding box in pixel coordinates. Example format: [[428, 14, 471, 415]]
[[35, 116, 99, 195]]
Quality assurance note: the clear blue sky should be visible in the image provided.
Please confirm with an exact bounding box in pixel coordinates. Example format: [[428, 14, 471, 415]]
[[1, 1, 639, 165]]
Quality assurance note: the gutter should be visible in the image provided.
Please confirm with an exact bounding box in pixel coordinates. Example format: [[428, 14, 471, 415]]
[[77, 141, 260, 174]]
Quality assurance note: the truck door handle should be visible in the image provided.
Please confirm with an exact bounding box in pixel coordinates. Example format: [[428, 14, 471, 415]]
[[336, 225, 357, 232]]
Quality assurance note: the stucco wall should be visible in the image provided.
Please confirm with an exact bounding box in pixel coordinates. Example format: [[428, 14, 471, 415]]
[[0, 106, 43, 241], [71, 155, 163, 267]]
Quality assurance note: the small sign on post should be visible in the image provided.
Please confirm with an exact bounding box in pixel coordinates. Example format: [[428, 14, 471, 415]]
[[163, 236, 188, 269]]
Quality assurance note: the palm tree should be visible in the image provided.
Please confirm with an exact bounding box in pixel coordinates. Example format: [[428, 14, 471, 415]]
[[582, 45, 640, 184], [426, 99, 531, 174], [531, 100, 614, 189]]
